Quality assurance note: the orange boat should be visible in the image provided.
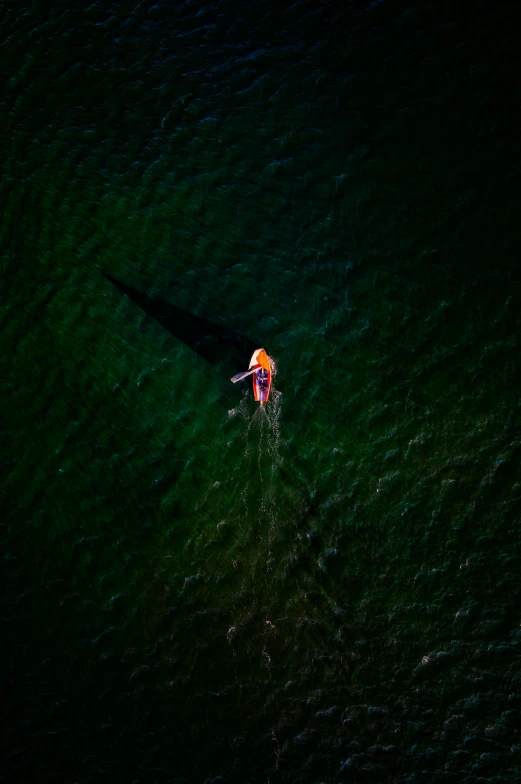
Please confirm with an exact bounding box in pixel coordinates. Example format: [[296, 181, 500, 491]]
[[230, 347, 272, 403], [249, 348, 271, 403]]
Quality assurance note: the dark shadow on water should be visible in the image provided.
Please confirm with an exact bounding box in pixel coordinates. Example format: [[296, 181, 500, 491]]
[[103, 272, 257, 367]]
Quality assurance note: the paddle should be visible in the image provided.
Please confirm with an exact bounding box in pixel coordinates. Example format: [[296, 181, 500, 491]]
[[230, 364, 261, 383]]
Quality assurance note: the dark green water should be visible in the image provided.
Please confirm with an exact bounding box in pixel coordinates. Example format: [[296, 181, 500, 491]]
[[2, 1, 521, 782]]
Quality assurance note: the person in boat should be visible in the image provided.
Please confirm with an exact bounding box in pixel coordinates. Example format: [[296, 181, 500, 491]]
[[258, 368, 268, 390]]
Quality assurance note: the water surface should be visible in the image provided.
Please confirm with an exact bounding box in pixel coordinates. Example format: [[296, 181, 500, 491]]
[[2, 1, 521, 782]]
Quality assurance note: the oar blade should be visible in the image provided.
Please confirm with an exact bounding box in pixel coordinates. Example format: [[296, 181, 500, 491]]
[[231, 370, 250, 383], [230, 367, 257, 383]]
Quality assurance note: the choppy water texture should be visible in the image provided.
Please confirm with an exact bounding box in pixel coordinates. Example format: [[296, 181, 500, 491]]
[[2, 1, 521, 782]]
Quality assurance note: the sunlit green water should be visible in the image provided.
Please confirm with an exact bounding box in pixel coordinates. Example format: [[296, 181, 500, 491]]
[[2, 1, 521, 782]]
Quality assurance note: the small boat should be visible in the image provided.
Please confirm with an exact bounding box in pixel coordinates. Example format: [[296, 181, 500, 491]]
[[231, 347, 272, 403], [250, 348, 271, 403]]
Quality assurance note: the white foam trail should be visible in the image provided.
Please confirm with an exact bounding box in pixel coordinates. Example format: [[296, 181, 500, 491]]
[[225, 367, 283, 774]]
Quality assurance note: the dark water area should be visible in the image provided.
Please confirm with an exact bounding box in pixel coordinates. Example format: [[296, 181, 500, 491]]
[[2, 0, 521, 781]]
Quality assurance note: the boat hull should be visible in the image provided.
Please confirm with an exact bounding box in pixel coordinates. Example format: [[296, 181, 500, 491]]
[[249, 348, 271, 402]]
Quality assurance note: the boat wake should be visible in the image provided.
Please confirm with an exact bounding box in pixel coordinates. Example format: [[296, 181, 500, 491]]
[[227, 356, 281, 536], [225, 360, 283, 770]]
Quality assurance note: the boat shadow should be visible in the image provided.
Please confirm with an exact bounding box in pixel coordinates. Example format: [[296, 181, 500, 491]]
[[102, 272, 258, 367]]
